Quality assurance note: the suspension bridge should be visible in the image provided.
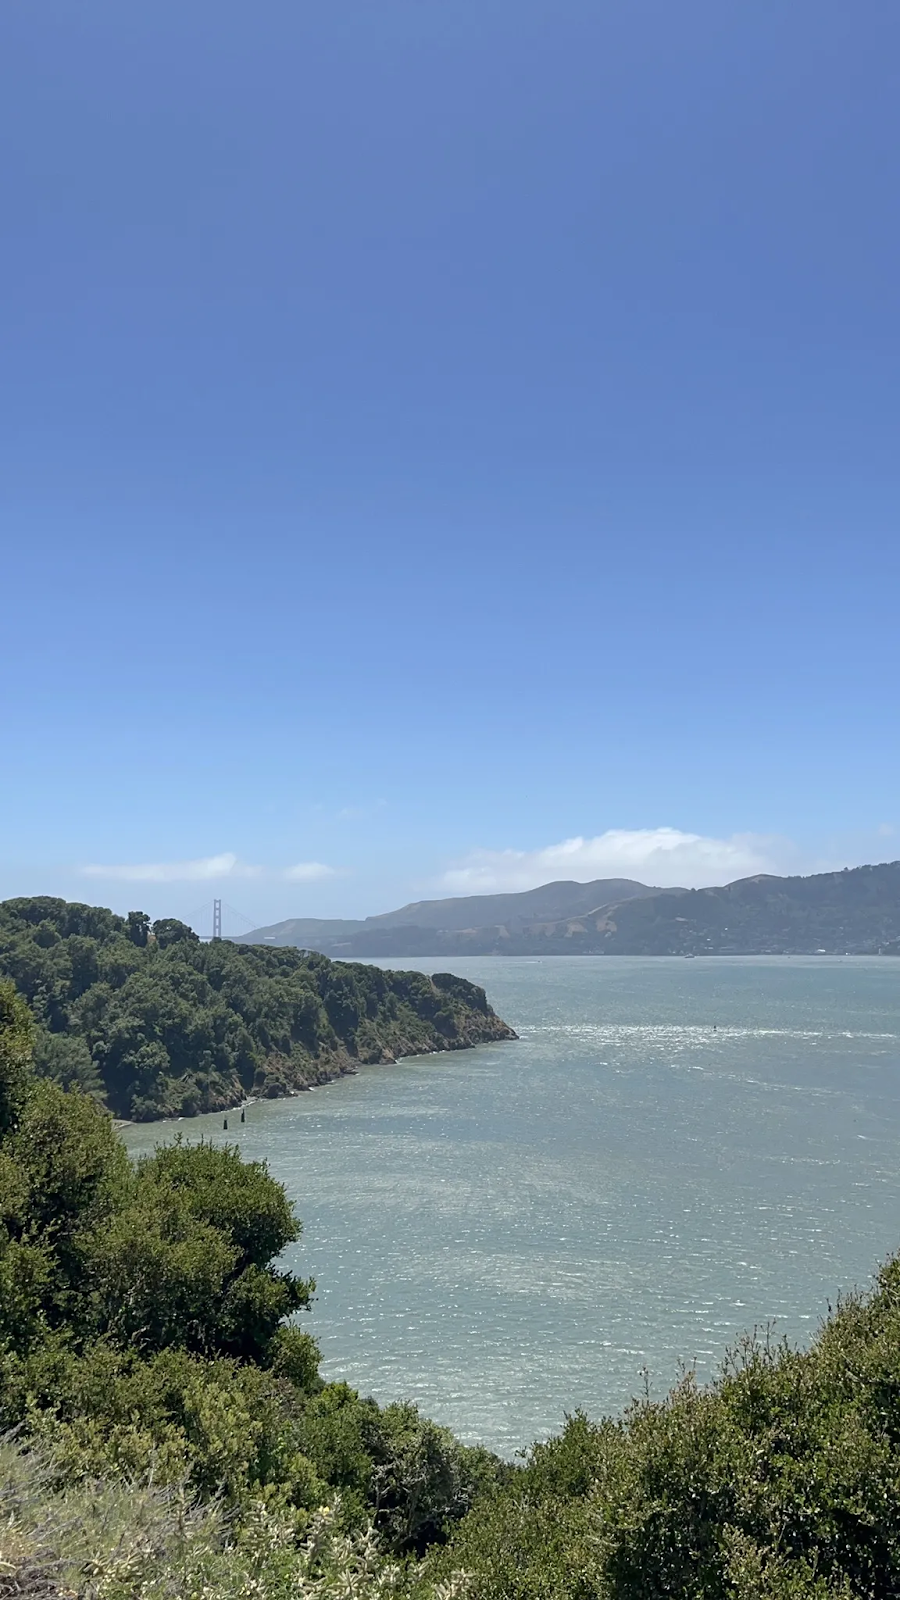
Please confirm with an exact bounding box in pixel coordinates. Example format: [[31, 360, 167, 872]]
[[185, 898, 261, 943]]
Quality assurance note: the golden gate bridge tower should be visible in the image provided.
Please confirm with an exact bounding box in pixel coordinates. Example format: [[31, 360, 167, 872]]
[[188, 899, 257, 942]]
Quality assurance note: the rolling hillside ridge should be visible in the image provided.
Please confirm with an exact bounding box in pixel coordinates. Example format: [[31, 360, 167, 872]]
[[240, 862, 900, 957]]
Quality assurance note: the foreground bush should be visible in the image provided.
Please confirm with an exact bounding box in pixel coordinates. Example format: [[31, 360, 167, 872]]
[[0, 1436, 476, 1600], [425, 1280, 900, 1599]]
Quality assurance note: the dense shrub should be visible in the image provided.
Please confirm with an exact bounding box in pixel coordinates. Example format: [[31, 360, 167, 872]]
[[426, 1309, 900, 1599]]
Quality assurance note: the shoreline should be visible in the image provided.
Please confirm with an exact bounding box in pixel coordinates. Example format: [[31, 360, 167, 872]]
[[116, 1025, 517, 1128]]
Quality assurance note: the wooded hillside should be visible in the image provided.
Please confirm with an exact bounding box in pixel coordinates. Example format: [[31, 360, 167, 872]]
[[0, 897, 515, 1121]]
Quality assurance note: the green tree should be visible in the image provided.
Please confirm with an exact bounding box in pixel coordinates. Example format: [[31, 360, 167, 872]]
[[121, 1139, 313, 1362], [125, 910, 151, 947], [0, 981, 33, 1137], [32, 1028, 104, 1099], [152, 918, 199, 949]]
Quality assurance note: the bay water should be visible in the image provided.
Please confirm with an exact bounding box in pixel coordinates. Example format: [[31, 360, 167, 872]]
[[124, 956, 900, 1456]]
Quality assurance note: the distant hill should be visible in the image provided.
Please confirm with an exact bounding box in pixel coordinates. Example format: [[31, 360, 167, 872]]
[[239, 862, 900, 957], [240, 877, 668, 955], [364, 878, 658, 931], [238, 916, 368, 948], [590, 861, 900, 955]]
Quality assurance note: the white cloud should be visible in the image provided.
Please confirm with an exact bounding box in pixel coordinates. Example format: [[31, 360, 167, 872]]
[[438, 828, 799, 895], [79, 852, 262, 883], [283, 861, 336, 882], [79, 853, 342, 885]]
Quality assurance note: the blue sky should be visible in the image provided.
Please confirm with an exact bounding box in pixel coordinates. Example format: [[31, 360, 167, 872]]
[[2, 0, 899, 932]]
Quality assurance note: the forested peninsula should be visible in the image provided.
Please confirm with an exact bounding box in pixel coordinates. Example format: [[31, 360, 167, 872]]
[[0, 897, 515, 1122]]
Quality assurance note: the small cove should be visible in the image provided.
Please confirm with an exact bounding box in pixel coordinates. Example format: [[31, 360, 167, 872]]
[[124, 955, 900, 1456]]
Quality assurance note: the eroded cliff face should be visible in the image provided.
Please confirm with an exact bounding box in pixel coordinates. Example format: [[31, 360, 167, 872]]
[[251, 971, 517, 1102]]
